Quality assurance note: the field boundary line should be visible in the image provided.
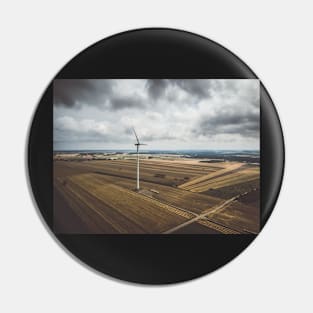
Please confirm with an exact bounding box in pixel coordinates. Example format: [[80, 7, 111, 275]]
[[163, 196, 238, 234], [197, 219, 240, 234], [137, 192, 197, 220]]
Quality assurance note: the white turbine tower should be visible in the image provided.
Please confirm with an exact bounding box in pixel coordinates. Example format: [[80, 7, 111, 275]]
[[132, 128, 147, 191]]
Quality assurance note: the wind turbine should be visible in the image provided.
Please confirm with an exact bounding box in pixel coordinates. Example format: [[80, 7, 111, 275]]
[[132, 127, 147, 191]]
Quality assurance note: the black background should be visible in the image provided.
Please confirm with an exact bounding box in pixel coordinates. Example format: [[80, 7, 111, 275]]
[[28, 28, 284, 284]]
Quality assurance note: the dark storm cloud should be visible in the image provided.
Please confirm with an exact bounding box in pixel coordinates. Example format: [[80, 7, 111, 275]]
[[171, 79, 214, 99], [54, 79, 113, 108], [54, 79, 247, 111], [146, 79, 169, 100], [196, 109, 259, 138], [146, 79, 226, 101], [110, 94, 145, 109], [54, 79, 145, 111]]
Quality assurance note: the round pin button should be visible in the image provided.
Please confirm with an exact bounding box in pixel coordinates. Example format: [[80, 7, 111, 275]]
[[28, 28, 284, 284]]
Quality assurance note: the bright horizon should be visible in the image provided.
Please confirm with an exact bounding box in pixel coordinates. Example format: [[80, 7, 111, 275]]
[[53, 148, 260, 152]]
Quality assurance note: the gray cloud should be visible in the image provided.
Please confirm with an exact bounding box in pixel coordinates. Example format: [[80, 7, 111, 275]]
[[171, 79, 214, 99], [54, 79, 113, 108], [146, 79, 216, 101], [54, 79, 242, 110], [196, 109, 259, 139], [110, 94, 145, 110], [146, 79, 168, 100], [54, 79, 145, 111], [54, 115, 129, 144], [53, 79, 260, 150]]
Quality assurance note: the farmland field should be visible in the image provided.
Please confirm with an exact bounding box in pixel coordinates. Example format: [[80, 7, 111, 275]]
[[54, 158, 260, 234]]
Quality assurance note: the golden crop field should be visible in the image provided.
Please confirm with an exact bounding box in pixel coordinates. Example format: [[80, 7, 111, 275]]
[[179, 163, 259, 192], [54, 158, 260, 234]]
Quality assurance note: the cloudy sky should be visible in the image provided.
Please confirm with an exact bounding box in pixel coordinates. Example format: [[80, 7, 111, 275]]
[[53, 79, 259, 151]]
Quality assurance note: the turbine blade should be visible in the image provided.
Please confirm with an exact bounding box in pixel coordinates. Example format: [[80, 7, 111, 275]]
[[132, 127, 140, 144]]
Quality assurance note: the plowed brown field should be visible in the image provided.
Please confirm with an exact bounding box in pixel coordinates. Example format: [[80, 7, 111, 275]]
[[54, 159, 260, 234]]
